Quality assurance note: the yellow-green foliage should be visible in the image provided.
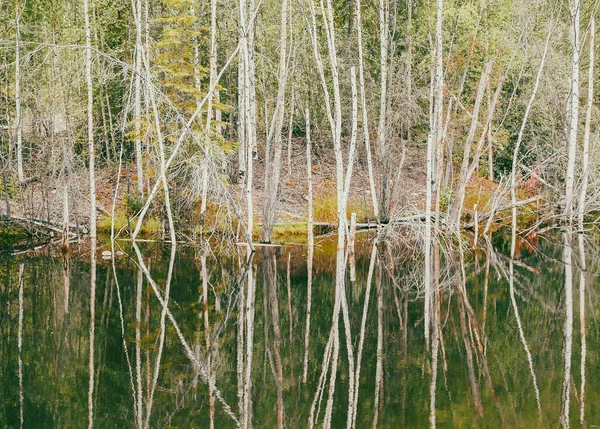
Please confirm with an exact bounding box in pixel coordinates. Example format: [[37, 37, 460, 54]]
[[313, 185, 372, 224], [271, 222, 308, 241], [2, 172, 21, 199], [463, 175, 539, 229], [463, 176, 498, 215], [97, 210, 162, 237]]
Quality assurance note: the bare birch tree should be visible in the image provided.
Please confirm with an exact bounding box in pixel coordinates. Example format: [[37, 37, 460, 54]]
[[377, 0, 390, 219], [84, 0, 96, 239], [261, 0, 289, 243], [425, 0, 443, 348], [200, 0, 219, 226], [565, 0, 580, 220], [133, 0, 144, 197], [449, 61, 493, 228], [306, 107, 314, 246], [355, 0, 379, 221], [15, 1, 24, 183], [578, 17, 594, 225]]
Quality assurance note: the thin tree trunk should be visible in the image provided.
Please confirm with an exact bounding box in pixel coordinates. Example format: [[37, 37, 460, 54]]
[[2, 169, 10, 216], [561, 230, 574, 427], [287, 89, 295, 177], [15, 3, 24, 183], [425, 0, 444, 349], [105, 91, 116, 164], [18, 263, 24, 428], [578, 17, 593, 225], [88, 238, 96, 429], [306, 108, 314, 246], [349, 212, 356, 282], [62, 180, 69, 251], [238, 4, 247, 181], [133, 0, 144, 197], [450, 61, 493, 227], [100, 96, 111, 165], [239, 0, 257, 242], [343, 67, 359, 206], [142, 48, 177, 243], [261, 0, 289, 243], [511, 25, 552, 245], [377, 0, 390, 220], [565, 0, 580, 220], [84, 0, 96, 239], [355, 0, 379, 221], [577, 22, 593, 423], [200, 0, 219, 225], [303, 109, 315, 390]]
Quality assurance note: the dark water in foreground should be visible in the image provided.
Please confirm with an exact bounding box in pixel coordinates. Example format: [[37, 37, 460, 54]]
[[0, 232, 598, 428]]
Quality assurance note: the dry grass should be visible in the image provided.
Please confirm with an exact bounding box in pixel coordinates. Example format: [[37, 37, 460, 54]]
[[312, 184, 372, 224]]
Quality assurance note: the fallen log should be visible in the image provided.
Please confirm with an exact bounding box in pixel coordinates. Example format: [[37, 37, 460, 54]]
[[2, 215, 87, 233], [465, 195, 542, 228]]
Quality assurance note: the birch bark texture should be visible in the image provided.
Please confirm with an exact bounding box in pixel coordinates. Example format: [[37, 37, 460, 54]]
[[15, 2, 24, 183], [425, 0, 444, 349], [261, 0, 289, 243], [565, 0, 580, 220], [355, 0, 379, 222], [133, 0, 144, 197], [84, 0, 96, 239]]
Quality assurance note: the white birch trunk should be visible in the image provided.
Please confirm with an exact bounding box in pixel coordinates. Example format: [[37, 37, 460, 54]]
[[511, 27, 552, 249], [84, 0, 96, 239], [248, 0, 257, 158], [578, 17, 593, 226], [261, 0, 289, 243], [238, 0, 247, 181], [450, 61, 493, 227], [62, 180, 70, 250], [287, 89, 295, 177], [200, 0, 219, 224], [15, 5, 24, 183], [377, 0, 390, 219], [425, 0, 443, 349], [133, 0, 144, 197], [565, 0, 580, 220], [577, 26, 593, 421], [143, 53, 177, 243], [355, 0, 379, 221], [130, 40, 248, 242], [306, 108, 314, 246], [343, 67, 359, 205], [561, 230, 574, 427]]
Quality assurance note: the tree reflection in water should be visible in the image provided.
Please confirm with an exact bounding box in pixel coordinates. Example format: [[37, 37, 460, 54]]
[[0, 231, 597, 427]]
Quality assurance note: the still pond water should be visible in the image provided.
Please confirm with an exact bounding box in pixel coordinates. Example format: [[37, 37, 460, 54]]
[[0, 232, 598, 428]]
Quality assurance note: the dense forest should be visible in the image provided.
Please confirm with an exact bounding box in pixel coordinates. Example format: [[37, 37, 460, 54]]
[[0, 0, 597, 246]]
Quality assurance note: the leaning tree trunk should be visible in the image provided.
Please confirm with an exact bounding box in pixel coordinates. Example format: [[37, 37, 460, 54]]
[[450, 61, 492, 228]]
